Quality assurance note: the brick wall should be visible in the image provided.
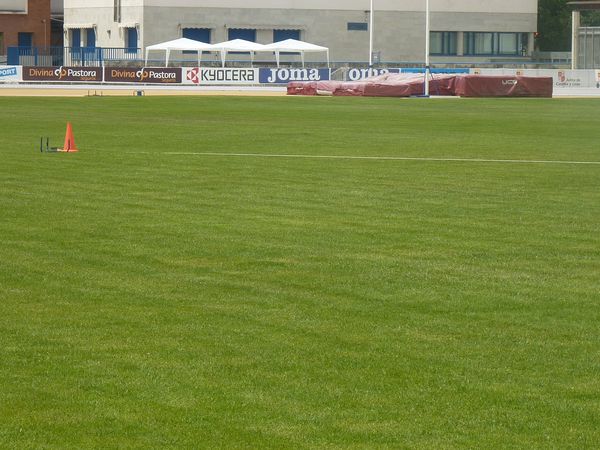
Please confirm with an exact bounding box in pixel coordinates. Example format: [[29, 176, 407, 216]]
[[0, 0, 51, 53]]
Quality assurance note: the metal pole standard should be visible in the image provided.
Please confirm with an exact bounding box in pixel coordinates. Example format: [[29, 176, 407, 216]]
[[571, 10, 580, 70], [424, 0, 430, 96], [369, 0, 374, 66]]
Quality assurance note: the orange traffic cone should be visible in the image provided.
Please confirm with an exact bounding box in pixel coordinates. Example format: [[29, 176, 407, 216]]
[[60, 122, 78, 153]]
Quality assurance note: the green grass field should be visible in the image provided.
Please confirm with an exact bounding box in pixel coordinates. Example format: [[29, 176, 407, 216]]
[[1, 95, 599, 448]]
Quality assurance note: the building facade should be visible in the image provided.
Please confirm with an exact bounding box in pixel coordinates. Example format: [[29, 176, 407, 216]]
[[0, 0, 51, 58], [63, 0, 538, 64], [569, 0, 600, 69], [50, 0, 64, 48]]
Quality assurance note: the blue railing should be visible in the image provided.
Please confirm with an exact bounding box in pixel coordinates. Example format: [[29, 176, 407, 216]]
[[6, 46, 573, 70], [7, 46, 142, 66]]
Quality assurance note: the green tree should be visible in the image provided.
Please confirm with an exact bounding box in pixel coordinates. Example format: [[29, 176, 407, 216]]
[[581, 11, 600, 26], [537, 0, 571, 51], [537, 0, 600, 51]]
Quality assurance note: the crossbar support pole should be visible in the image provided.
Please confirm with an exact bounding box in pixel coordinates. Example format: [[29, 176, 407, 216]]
[[369, 0, 374, 66], [572, 10, 580, 70], [424, 0, 430, 96]]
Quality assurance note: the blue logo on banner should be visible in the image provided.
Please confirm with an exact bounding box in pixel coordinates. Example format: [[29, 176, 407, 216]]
[[259, 68, 331, 84], [402, 68, 470, 74], [346, 67, 470, 81], [0, 67, 18, 78], [347, 68, 401, 81]]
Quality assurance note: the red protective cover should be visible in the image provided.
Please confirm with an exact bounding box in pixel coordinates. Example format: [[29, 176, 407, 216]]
[[287, 81, 343, 96], [331, 74, 456, 97], [404, 75, 458, 96], [287, 81, 317, 95], [331, 81, 412, 97], [362, 82, 412, 97], [315, 81, 343, 95], [288, 75, 553, 98], [332, 82, 367, 96], [455, 76, 553, 98]]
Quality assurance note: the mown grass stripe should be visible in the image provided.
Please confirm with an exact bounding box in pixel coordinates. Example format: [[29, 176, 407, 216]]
[[160, 151, 600, 165]]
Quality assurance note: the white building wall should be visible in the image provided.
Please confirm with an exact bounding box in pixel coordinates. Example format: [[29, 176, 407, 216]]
[[142, 0, 536, 14], [63, 0, 538, 63], [64, 0, 143, 48]]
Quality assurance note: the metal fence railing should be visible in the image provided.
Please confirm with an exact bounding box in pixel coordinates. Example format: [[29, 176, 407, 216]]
[[3, 46, 578, 70], [579, 27, 600, 69], [532, 51, 572, 65], [7, 47, 142, 67]]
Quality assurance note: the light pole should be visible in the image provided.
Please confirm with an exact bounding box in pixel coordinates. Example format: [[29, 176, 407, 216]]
[[571, 9, 580, 70], [42, 19, 47, 48], [424, 0, 430, 96], [369, 0, 374, 66]]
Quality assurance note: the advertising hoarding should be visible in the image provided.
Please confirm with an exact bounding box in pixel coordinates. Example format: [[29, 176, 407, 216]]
[[184, 67, 259, 85], [22, 66, 102, 82], [104, 67, 181, 84], [259, 68, 331, 84], [0, 66, 22, 82], [345, 68, 468, 81], [473, 68, 600, 89]]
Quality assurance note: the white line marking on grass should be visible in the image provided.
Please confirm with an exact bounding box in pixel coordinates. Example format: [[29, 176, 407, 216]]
[[158, 152, 600, 166]]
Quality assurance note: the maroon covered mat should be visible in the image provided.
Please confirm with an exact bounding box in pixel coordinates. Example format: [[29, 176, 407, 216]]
[[287, 81, 343, 96], [331, 76, 455, 97], [455, 76, 553, 98], [287, 75, 553, 98], [331, 82, 366, 96], [287, 81, 317, 96], [403, 75, 458, 96], [331, 82, 412, 97], [362, 82, 412, 97]]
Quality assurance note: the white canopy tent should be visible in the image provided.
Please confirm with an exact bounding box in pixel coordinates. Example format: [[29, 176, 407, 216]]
[[210, 39, 268, 67], [261, 39, 330, 67], [144, 38, 216, 67]]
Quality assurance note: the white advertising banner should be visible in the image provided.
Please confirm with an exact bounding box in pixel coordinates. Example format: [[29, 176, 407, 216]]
[[0, 66, 22, 83], [183, 67, 259, 85], [549, 70, 591, 89]]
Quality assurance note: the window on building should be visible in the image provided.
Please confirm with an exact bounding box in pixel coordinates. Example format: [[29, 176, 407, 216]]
[[518, 33, 529, 56], [273, 29, 301, 42], [347, 22, 368, 31], [0, 33, 4, 55], [228, 29, 256, 54], [273, 29, 302, 55], [464, 32, 527, 56], [498, 33, 516, 54], [430, 32, 457, 55], [476, 33, 493, 54], [183, 28, 211, 43], [228, 28, 256, 42], [182, 28, 211, 54], [18, 32, 33, 48], [126, 27, 138, 53], [85, 28, 96, 49], [71, 29, 81, 49], [0, 0, 27, 13], [499, 33, 526, 55]]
